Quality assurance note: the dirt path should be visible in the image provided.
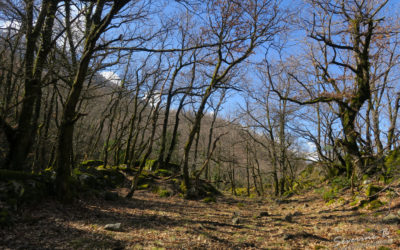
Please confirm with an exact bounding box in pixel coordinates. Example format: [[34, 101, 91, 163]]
[[1, 188, 399, 249]]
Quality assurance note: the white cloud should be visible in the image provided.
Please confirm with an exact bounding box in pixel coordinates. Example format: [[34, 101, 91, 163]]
[[100, 71, 122, 86], [0, 20, 21, 30], [304, 141, 318, 161], [304, 141, 316, 152]]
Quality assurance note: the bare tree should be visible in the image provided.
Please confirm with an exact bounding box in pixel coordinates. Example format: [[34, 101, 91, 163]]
[[181, 0, 285, 195], [271, 0, 395, 182]]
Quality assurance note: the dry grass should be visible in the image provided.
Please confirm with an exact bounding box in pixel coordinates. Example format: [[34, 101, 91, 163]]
[[1, 187, 400, 249]]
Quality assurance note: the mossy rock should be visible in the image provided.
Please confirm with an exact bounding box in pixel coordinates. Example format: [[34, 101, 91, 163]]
[[137, 172, 157, 186], [358, 199, 370, 208], [158, 188, 171, 197], [76, 173, 98, 188], [234, 187, 249, 196], [182, 179, 221, 200], [137, 183, 150, 190], [80, 160, 104, 168], [203, 196, 216, 203], [283, 190, 296, 198], [197, 183, 220, 197], [114, 164, 136, 175], [0, 171, 54, 212], [161, 162, 180, 173], [144, 159, 158, 171], [73, 166, 125, 189], [98, 169, 125, 187], [154, 169, 173, 177], [367, 200, 385, 210], [349, 199, 359, 207], [104, 191, 119, 201], [365, 184, 382, 200]]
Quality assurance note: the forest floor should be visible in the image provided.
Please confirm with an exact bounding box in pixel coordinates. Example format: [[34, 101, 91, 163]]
[[1, 186, 400, 249]]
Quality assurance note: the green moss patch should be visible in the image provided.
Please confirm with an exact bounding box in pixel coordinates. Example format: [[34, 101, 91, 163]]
[[365, 184, 382, 200]]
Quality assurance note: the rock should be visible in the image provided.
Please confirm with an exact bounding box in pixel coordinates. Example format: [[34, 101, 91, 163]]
[[258, 211, 269, 217], [233, 211, 240, 217], [363, 180, 371, 185], [232, 217, 240, 225], [382, 214, 400, 224], [104, 223, 122, 231], [283, 234, 293, 240], [293, 211, 302, 216], [78, 173, 96, 186], [80, 160, 104, 167], [365, 184, 382, 200], [284, 214, 293, 223], [276, 199, 289, 205], [104, 191, 119, 201]]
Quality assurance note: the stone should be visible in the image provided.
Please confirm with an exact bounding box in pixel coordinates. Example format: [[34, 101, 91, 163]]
[[232, 217, 240, 225], [104, 223, 121, 231], [233, 211, 240, 217], [293, 211, 302, 216], [365, 184, 382, 200], [283, 234, 293, 240], [104, 191, 119, 201], [284, 214, 293, 223], [382, 214, 400, 224], [363, 180, 371, 185]]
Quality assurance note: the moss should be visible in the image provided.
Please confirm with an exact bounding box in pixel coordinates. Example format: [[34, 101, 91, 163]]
[[144, 159, 158, 171], [138, 183, 150, 190], [158, 189, 171, 197], [80, 160, 104, 168], [73, 165, 126, 189], [151, 186, 160, 194], [137, 172, 156, 186], [366, 184, 382, 200], [349, 198, 359, 206], [322, 188, 337, 202], [367, 200, 385, 210], [358, 199, 369, 208], [95, 165, 105, 170], [171, 178, 180, 185], [237, 202, 245, 208], [180, 181, 187, 193], [326, 199, 335, 205], [234, 187, 248, 196], [331, 176, 350, 190], [203, 196, 216, 203], [155, 169, 173, 177]]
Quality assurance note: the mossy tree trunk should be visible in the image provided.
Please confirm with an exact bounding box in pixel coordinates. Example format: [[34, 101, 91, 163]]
[[55, 0, 130, 202], [6, 0, 59, 171]]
